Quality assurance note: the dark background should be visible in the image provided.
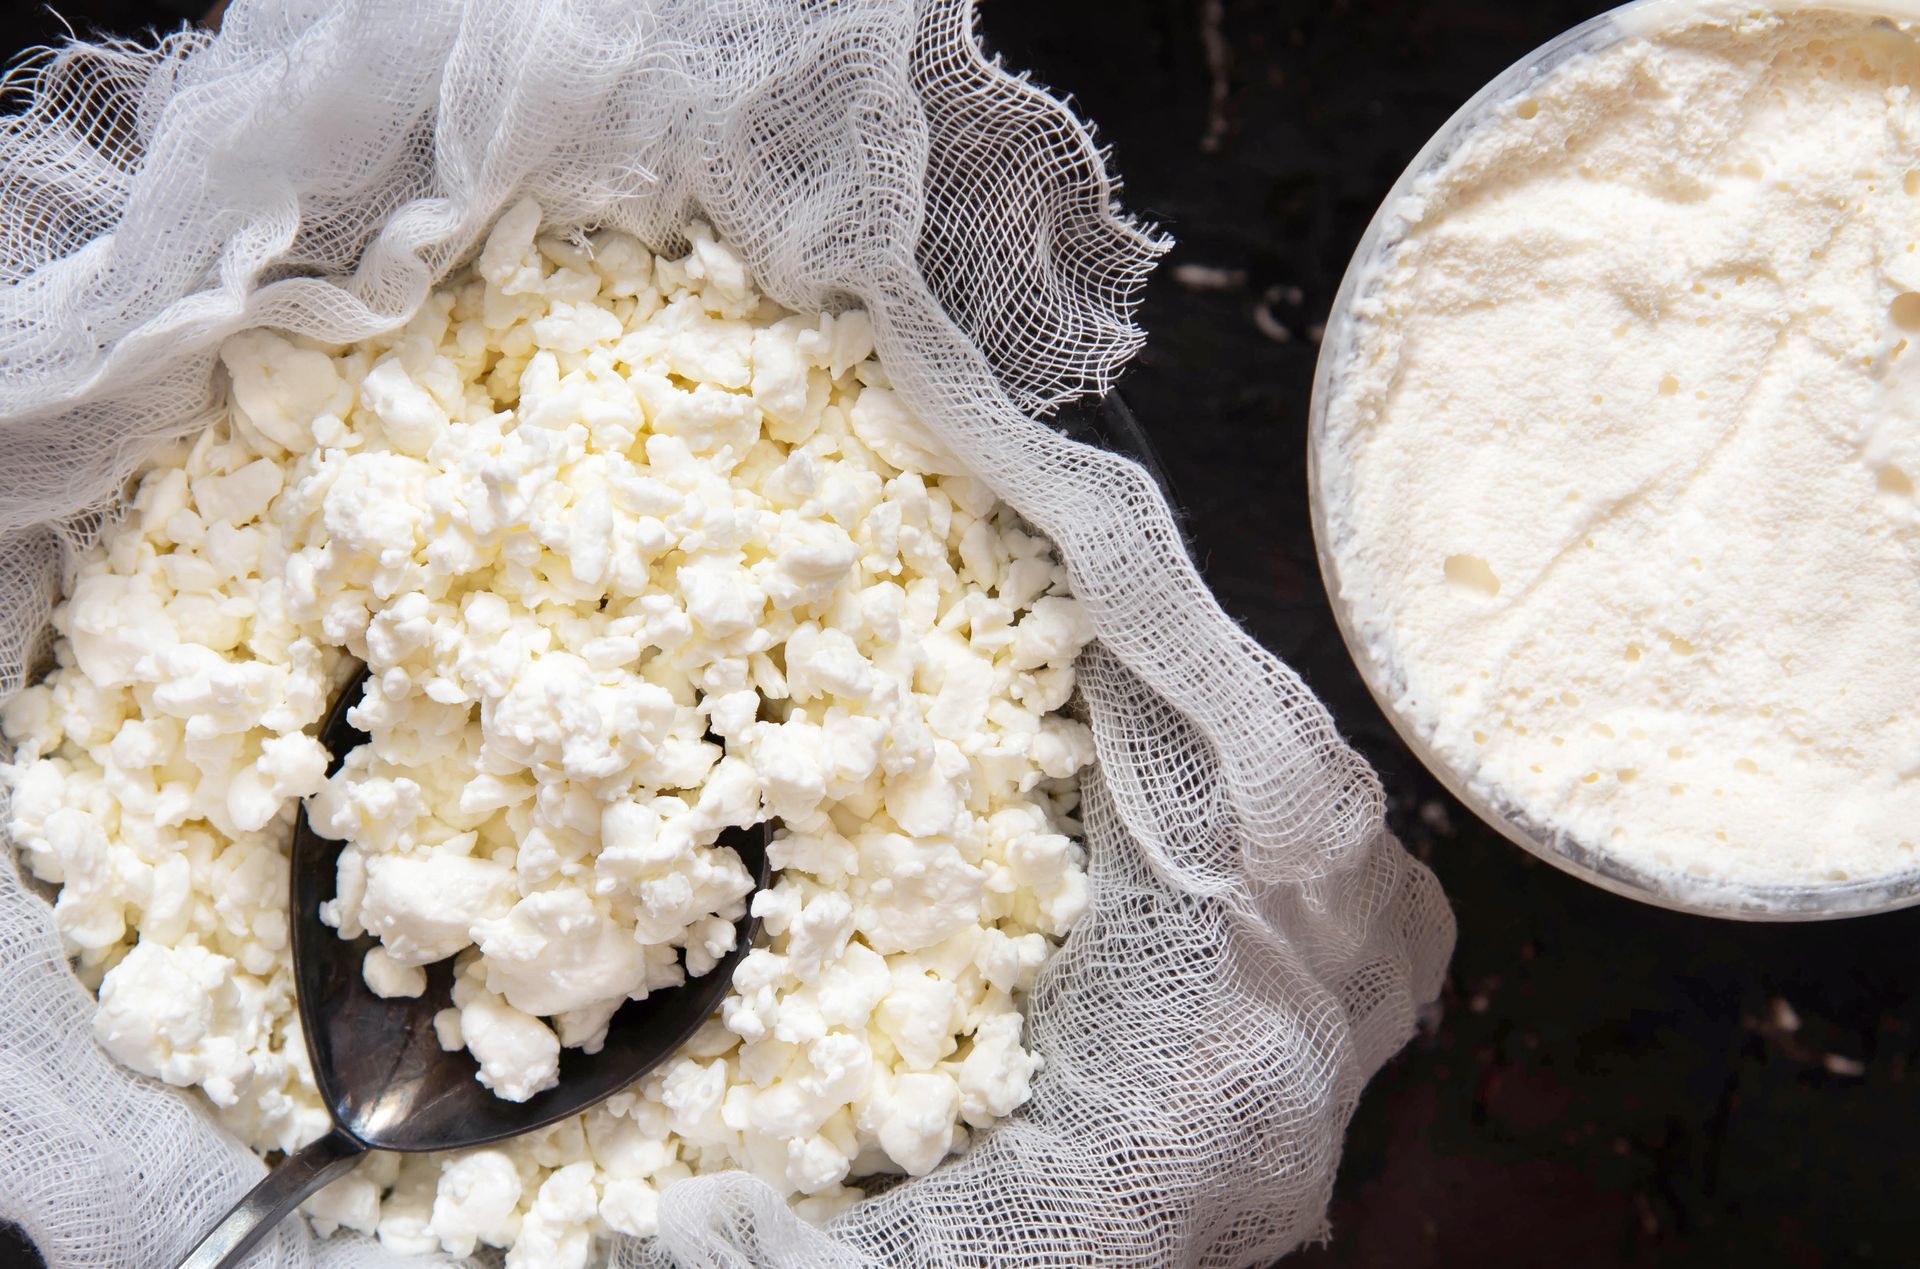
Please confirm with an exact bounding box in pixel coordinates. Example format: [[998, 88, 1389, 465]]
[[5, 1, 1916, 1266]]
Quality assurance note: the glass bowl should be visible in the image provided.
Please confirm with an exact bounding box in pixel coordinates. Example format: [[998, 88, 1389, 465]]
[[1306, 0, 1920, 921]]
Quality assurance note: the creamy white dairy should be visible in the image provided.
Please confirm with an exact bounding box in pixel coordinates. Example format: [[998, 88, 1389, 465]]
[[2, 205, 1096, 1262], [1320, 3, 1920, 889]]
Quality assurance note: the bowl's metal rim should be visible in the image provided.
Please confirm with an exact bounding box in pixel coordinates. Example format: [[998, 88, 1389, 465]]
[[1305, 0, 1920, 922]]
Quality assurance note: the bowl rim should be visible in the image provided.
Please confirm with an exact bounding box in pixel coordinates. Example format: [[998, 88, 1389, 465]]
[[1305, 0, 1920, 921]]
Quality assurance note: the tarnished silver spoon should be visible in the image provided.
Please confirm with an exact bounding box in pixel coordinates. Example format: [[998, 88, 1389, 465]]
[[176, 668, 772, 1268]]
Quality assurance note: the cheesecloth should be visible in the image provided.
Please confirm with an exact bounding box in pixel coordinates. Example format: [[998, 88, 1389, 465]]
[[0, 1, 1455, 1265]]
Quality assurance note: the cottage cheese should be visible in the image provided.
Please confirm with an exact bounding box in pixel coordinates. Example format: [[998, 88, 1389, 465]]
[[1320, 4, 1920, 888], [2, 202, 1095, 1260]]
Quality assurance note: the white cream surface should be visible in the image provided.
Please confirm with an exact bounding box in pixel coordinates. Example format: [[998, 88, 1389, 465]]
[[1321, 4, 1920, 888]]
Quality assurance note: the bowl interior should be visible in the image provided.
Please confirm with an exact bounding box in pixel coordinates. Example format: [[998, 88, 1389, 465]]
[[1304, 0, 1920, 921]]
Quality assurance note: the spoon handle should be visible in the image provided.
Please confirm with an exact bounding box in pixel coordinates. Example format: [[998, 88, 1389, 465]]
[[175, 1126, 366, 1269]]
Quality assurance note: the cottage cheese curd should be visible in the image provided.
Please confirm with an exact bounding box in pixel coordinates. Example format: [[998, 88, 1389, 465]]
[[2, 201, 1095, 1262], [1320, 4, 1920, 888]]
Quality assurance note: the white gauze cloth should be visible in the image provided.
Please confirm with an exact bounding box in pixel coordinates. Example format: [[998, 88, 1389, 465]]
[[0, 1, 1455, 1265]]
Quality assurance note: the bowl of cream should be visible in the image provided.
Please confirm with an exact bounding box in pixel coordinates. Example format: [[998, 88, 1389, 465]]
[[1311, 0, 1920, 918]]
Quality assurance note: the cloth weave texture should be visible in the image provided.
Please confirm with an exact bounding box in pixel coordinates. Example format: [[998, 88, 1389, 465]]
[[0, 1, 1455, 1264]]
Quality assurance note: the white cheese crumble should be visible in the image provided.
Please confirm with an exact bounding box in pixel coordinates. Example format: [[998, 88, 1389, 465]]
[[2, 200, 1095, 1262]]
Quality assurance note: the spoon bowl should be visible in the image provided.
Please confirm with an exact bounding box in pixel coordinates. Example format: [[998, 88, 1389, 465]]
[[178, 666, 772, 1266]]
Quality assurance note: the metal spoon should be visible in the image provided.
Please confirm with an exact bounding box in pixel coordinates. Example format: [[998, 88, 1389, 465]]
[[177, 667, 772, 1268]]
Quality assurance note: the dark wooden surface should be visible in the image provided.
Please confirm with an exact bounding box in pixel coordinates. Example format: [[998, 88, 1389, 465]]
[[6, 2, 1918, 1267]]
